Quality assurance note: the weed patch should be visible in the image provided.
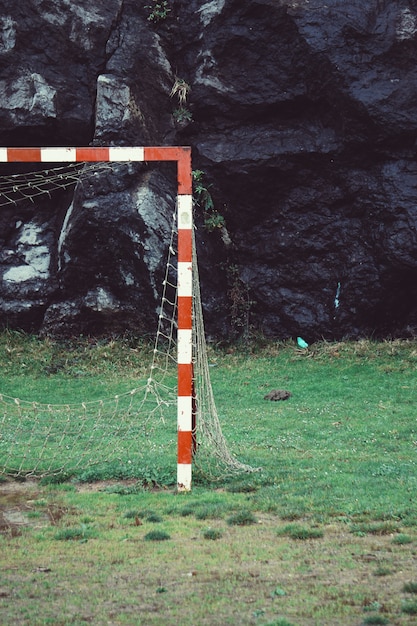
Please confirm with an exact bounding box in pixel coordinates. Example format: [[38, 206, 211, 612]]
[[362, 616, 389, 625], [143, 529, 171, 541], [373, 565, 393, 577], [402, 600, 417, 615], [277, 523, 324, 540], [403, 581, 417, 594], [202, 528, 222, 540], [350, 521, 400, 536], [392, 533, 413, 545], [122, 509, 143, 519], [54, 524, 96, 541], [227, 509, 257, 526]]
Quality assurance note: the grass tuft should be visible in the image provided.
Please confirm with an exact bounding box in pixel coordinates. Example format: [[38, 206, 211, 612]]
[[202, 528, 222, 540], [195, 505, 224, 520], [373, 566, 392, 577], [227, 510, 257, 526], [144, 530, 171, 541], [392, 533, 413, 545], [54, 524, 96, 541], [350, 521, 400, 536], [362, 616, 389, 625], [403, 581, 417, 594], [401, 600, 417, 615], [179, 505, 194, 517], [277, 523, 324, 540], [122, 509, 143, 519]]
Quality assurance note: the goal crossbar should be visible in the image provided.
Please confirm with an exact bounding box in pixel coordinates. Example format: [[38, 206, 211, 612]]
[[1, 146, 194, 491]]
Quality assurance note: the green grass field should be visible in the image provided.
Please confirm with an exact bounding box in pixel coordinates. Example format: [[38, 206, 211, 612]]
[[0, 333, 416, 625]]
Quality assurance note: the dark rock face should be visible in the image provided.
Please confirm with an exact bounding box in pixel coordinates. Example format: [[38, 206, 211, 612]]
[[0, 0, 417, 341]]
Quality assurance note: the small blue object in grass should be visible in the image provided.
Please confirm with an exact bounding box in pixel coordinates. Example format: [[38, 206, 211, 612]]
[[296, 337, 309, 349]]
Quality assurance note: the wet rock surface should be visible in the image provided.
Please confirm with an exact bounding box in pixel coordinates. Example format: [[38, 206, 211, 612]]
[[0, 0, 416, 340]]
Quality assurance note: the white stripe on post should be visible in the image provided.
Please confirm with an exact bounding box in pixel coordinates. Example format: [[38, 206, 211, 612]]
[[178, 194, 193, 226], [41, 147, 77, 161], [177, 262, 192, 298], [177, 396, 193, 431], [177, 463, 192, 491], [108, 146, 144, 161], [177, 329, 192, 364]]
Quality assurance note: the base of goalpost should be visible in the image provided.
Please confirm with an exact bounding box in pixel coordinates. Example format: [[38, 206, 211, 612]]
[[177, 464, 192, 492]]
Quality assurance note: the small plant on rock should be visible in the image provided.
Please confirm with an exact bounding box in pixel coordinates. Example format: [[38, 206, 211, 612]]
[[146, 0, 171, 22], [170, 77, 191, 105], [173, 107, 193, 125], [192, 169, 228, 233], [170, 77, 192, 126]]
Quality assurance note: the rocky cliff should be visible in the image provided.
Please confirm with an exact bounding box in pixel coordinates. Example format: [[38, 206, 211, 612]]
[[0, 0, 416, 341]]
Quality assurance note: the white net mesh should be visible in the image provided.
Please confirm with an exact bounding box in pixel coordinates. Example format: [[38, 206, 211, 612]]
[[0, 162, 122, 207], [0, 163, 255, 483]]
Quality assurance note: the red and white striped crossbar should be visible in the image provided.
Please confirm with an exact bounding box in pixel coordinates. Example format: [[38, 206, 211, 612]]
[[1, 146, 194, 491]]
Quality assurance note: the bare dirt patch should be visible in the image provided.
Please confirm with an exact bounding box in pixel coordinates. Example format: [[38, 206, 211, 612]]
[[0, 479, 41, 536], [0, 479, 71, 536]]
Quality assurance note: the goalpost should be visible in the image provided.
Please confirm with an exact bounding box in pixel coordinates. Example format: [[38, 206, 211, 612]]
[[0, 146, 195, 490], [0, 146, 255, 490]]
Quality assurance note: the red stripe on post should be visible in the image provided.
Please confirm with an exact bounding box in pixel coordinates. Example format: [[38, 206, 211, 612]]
[[178, 363, 193, 396], [177, 430, 193, 464], [178, 296, 192, 330], [8, 148, 42, 162], [144, 146, 183, 161], [75, 147, 110, 162], [177, 228, 192, 263], [177, 148, 192, 195]]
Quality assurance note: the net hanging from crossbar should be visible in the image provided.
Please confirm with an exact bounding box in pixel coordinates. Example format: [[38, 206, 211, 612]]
[[0, 162, 116, 207], [0, 162, 255, 483]]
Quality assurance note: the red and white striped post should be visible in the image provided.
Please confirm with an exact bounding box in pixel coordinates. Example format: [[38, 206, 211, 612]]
[[1, 146, 194, 491], [144, 148, 194, 491]]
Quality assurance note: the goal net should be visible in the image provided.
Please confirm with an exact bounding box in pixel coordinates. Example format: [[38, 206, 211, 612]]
[[0, 147, 255, 490]]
